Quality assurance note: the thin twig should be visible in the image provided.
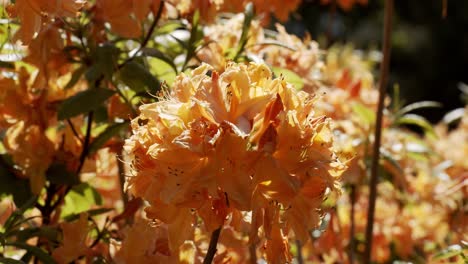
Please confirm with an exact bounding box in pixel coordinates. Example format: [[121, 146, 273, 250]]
[[442, 0, 447, 18], [76, 111, 94, 174], [203, 227, 222, 264], [249, 243, 257, 264], [363, 0, 394, 263], [49, 111, 94, 212], [66, 119, 84, 144], [349, 185, 357, 264], [119, 0, 164, 69], [296, 240, 304, 264]]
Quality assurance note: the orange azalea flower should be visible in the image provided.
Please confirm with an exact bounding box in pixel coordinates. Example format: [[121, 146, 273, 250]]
[[52, 213, 90, 264], [167, 0, 300, 24], [4, 121, 54, 194], [113, 218, 175, 263], [125, 62, 345, 259], [9, 0, 84, 44], [320, 0, 368, 11], [94, 0, 162, 38]]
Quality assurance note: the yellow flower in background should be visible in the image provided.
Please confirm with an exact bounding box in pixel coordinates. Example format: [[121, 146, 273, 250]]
[[125, 62, 346, 258]]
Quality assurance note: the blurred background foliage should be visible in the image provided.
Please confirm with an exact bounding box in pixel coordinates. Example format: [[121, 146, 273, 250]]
[[285, 0, 468, 122]]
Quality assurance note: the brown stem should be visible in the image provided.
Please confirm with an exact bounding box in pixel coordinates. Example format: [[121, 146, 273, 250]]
[[49, 110, 94, 213], [76, 111, 94, 174], [349, 185, 357, 264], [363, 0, 394, 263], [141, 0, 164, 51], [442, 0, 447, 18], [249, 243, 257, 264], [118, 0, 164, 69], [203, 227, 222, 264], [66, 118, 84, 144], [296, 240, 304, 264]]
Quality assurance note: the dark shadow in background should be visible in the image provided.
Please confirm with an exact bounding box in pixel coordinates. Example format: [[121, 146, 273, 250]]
[[286, 0, 468, 122]]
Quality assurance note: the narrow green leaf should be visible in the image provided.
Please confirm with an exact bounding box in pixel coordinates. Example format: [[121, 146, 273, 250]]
[[88, 122, 129, 154], [240, 3, 254, 46], [3, 195, 37, 233], [271, 67, 304, 90], [96, 44, 120, 80], [351, 102, 376, 125], [396, 101, 442, 116], [433, 244, 466, 260], [85, 64, 101, 84], [380, 148, 404, 176], [6, 242, 56, 264], [442, 107, 465, 125], [0, 155, 33, 208], [61, 183, 103, 218], [119, 61, 161, 93], [181, 10, 202, 71], [141, 47, 177, 74], [65, 65, 86, 90], [0, 257, 26, 264], [148, 57, 177, 86], [0, 61, 14, 69], [233, 2, 254, 61], [458, 82, 468, 95], [57, 88, 115, 120], [63, 208, 113, 222], [155, 21, 184, 35], [248, 41, 296, 51], [14, 226, 59, 242], [394, 113, 436, 139]]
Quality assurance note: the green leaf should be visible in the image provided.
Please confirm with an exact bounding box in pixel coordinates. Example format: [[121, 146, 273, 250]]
[[0, 155, 33, 208], [394, 113, 436, 139], [3, 196, 37, 232], [95, 44, 120, 80], [85, 64, 101, 84], [351, 102, 376, 125], [248, 41, 296, 51], [57, 88, 115, 120], [93, 105, 109, 124], [233, 2, 254, 61], [61, 183, 103, 218], [63, 208, 113, 222], [46, 163, 80, 186], [155, 21, 184, 35], [0, 257, 26, 264], [181, 10, 203, 71], [119, 61, 161, 93], [432, 244, 466, 260], [14, 226, 59, 243], [141, 47, 177, 74], [88, 122, 129, 154], [380, 149, 403, 174], [148, 57, 177, 86], [0, 61, 14, 69], [271, 67, 304, 90], [65, 65, 86, 90], [5, 242, 56, 264], [380, 148, 405, 188], [396, 101, 442, 116]]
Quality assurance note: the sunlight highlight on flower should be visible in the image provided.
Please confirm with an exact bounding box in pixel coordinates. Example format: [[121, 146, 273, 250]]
[[125, 62, 346, 260]]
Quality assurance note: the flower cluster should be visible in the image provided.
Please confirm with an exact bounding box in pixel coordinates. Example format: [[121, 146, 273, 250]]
[[1, 0, 466, 263], [124, 62, 346, 262]]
